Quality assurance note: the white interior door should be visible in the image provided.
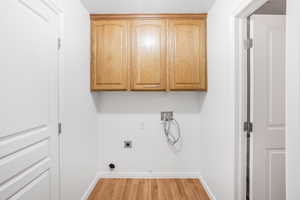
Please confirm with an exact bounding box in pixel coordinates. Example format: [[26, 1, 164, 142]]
[[0, 0, 60, 200], [250, 15, 286, 200]]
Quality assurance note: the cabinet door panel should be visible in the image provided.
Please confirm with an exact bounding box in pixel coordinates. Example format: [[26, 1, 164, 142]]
[[131, 20, 166, 90], [168, 19, 207, 90], [91, 20, 129, 90]]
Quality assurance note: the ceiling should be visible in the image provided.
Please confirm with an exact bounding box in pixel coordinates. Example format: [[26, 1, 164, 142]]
[[81, 0, 215, 14]]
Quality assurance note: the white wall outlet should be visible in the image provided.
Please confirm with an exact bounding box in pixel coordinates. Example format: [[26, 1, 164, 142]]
[[139, 122, 145, 130]]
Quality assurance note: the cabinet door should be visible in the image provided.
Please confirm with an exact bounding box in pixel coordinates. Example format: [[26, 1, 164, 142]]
[[91, 20, 129, 90], [168, 19, 207, 90], [131, 19, 167, 90]]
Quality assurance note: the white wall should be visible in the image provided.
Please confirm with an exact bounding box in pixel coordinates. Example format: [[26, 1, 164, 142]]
[[286, 0, 300, 199], [60, 0, 98, 199], [200, 0, 244, 199], [91, 1, 243, 199], [96, 92, 205, 176], [86, 0, 212, 179]]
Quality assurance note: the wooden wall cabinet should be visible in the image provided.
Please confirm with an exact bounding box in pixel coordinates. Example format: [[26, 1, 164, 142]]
[[131, 19, 167, 91], [91, 14, 207, 91], [168, 19, 207, 90], [91, 20, 129, 90]]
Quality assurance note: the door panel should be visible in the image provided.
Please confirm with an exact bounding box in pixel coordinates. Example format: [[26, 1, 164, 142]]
[[9, 172, 50, 200], [0, 0, 59, 199], [91, 20, 129, 90], [131, 19, 166, 90], [250, 15, 286, 200], [168, 19, 207, 90]]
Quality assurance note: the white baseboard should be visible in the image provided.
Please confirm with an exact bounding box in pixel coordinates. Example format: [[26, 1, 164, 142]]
[[80, 173, 100, 200], [98, 171, 202, 179], [199, 177, 217, 200]]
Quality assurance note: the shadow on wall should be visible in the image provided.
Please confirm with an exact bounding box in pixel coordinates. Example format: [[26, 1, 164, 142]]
[[91, 92, 207, 114]]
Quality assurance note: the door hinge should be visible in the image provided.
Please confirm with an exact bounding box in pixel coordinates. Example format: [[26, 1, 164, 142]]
[[58, 123, 62, 135], [244, 38, 253, 49], [57, 38, 61, 50], [244, 121, 253, 133]]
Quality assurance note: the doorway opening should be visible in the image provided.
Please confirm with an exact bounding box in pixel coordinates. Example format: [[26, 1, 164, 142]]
[[234, 0, 286, 200]]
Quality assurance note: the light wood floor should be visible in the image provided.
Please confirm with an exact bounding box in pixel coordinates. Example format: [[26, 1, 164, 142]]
[[88, 179, 210, 200]]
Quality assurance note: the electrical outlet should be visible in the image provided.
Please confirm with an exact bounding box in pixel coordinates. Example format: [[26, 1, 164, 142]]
[[124, 140, 132, 148]]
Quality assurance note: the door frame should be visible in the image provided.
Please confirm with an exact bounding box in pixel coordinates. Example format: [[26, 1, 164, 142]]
[[57, 8, 64, 200], [232, 0, 269, 199], [44, 1, 64, 200]]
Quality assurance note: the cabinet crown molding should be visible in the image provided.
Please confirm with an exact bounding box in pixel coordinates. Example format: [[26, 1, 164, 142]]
[[90, 13, 207, 20]]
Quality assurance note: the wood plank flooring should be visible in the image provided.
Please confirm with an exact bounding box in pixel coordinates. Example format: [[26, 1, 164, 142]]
[[88, 179, 210, 200]]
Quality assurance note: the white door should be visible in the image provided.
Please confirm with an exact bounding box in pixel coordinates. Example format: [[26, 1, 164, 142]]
[[0, 0, 60, 200], [250, 15, 286, 200]]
